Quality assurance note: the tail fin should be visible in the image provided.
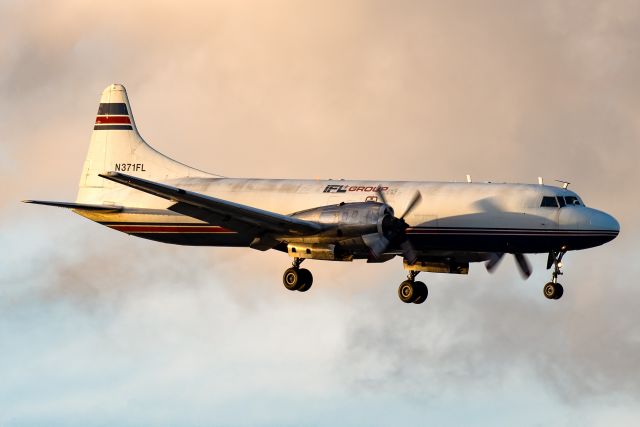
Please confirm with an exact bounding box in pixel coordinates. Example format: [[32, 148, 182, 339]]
[[77, 84, 216, 204]]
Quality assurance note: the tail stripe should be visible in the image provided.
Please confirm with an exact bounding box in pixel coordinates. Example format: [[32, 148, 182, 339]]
[[97, 103, 128, 115], [95, 116, 131, 124], [93, 124, 133, 130]]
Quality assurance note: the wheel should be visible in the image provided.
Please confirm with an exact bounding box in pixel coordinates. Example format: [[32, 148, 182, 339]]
[[543, 282, 560, 300], [543, 282, 555, 299], [553, 283, 564, 299], [412, 281, 428, 304], [398, 280, 418, 303], [297, 269, 313, 292], [283, 267, 302, 291]]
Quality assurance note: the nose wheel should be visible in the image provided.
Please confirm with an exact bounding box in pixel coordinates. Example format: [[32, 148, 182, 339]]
[[398, 270, 428, 304], [543, 282, 564, 299], [283, 258, 313, 292], [544, 248, 566, 300]]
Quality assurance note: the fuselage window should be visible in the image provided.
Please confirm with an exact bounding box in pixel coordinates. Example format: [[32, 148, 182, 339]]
[[541, 196, 559, 207], [564, 196, 580, 206], [557, 196, 566, 207]]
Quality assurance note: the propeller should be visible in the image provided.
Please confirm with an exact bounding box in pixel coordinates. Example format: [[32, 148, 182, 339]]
[[514, 253, 532, 278], [485, 252, 532, 279], [365, 188, 422, 264], [485, 252, 504, 273]]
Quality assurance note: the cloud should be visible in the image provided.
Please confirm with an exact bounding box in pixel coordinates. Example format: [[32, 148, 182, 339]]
[[2, 219, 639, 426], [342, 244, 640, 404], [2, 0, 640, 425]]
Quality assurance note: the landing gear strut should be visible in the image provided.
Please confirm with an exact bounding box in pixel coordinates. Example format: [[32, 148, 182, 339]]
[[544, 248, 566, 300], [283, 258, 313, 292], [398, 270, 428, 304]]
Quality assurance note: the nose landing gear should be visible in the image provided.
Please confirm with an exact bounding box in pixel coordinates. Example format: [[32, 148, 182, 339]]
[[544, 249, 566, 300], [283, 258, 313, 292], [398, 270, 428, 304]]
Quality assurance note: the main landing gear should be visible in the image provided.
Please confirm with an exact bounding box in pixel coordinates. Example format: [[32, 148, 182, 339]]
[[398, 270, 428, 304], [282, 258, 313, 292], [544, 249, 566, 300]]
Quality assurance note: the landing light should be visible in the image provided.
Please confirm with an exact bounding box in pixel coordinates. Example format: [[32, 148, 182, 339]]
[[557, 262, 563, 268]]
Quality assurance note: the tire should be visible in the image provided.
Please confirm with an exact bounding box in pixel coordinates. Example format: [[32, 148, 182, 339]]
[[297, 269, 313, 292], [398, 280, 417, 303], [283, 268, 302, 291], [412, 281, 428, 304], [543, 282, 557, 299], [553, 283, 564, 299]]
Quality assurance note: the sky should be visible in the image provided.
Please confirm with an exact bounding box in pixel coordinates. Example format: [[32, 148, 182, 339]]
[[1, 0, 639, 425]]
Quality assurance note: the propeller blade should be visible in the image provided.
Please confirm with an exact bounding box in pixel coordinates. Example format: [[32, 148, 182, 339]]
[[375, 186, 389, 206], [400, 239, 418, 265], [514, 253, 532, 279], [362, 233, 390, 259], [546, 251, 555, 270], [399, 191, 422, 220], [485, 252, 504, 273]]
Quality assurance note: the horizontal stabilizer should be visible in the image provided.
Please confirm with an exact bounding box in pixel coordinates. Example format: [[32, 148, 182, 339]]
[[99, 172, 323, 236], [22, 200, 123, 212]]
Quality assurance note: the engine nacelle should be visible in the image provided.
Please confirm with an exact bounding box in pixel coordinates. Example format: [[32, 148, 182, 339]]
[[287, 202, 400, 260], [291, 202, 393, 238]]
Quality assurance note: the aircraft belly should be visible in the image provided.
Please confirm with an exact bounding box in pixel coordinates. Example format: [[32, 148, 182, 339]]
[[83, 210, 255, 247], [129, 228, 612, 251], [98, 221, 252, 246], [408, 228, 616, 253], [127, 232, 253, 247]]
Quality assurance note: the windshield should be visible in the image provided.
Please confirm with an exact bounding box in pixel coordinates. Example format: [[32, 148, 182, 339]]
[[540, 195, 582, 208], [563, 196, 581, 206]]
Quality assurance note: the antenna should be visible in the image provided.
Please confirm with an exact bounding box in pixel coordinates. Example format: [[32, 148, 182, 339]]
[[466, 174, 472, 183], [538, 177, 543, 185], [555, 179, 570, 189]]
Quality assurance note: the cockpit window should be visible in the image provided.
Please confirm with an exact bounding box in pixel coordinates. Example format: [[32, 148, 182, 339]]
[[541, 196, 558, 207], [564, 196, 581, 206], [540, 195, 582, 208]]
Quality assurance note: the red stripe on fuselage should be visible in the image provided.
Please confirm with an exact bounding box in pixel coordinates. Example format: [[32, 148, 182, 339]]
[[95, 116, 131, 124], [108, 224, 234, 233]]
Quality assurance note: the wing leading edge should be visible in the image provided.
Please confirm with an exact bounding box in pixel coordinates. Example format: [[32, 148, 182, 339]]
[[99, 172, 323, 239]]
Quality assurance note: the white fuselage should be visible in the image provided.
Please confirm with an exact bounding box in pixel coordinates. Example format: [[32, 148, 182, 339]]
[[78, 177, 619, 256]]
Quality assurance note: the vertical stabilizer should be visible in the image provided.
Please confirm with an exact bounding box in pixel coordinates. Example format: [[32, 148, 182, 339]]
[[77, 84, 215, 204]]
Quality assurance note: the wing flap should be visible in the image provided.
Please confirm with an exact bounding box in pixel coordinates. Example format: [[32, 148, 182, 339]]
[[99, 172, 323, 236]]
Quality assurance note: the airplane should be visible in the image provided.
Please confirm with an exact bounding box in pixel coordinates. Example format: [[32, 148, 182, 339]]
[[24, 84, 620, 304]]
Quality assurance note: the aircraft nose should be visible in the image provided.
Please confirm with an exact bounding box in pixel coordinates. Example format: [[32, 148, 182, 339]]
[[589, 210, 620, 235]]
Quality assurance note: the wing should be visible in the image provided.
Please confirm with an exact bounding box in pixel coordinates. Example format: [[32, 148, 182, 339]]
[[99, 172, 323, 237]]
